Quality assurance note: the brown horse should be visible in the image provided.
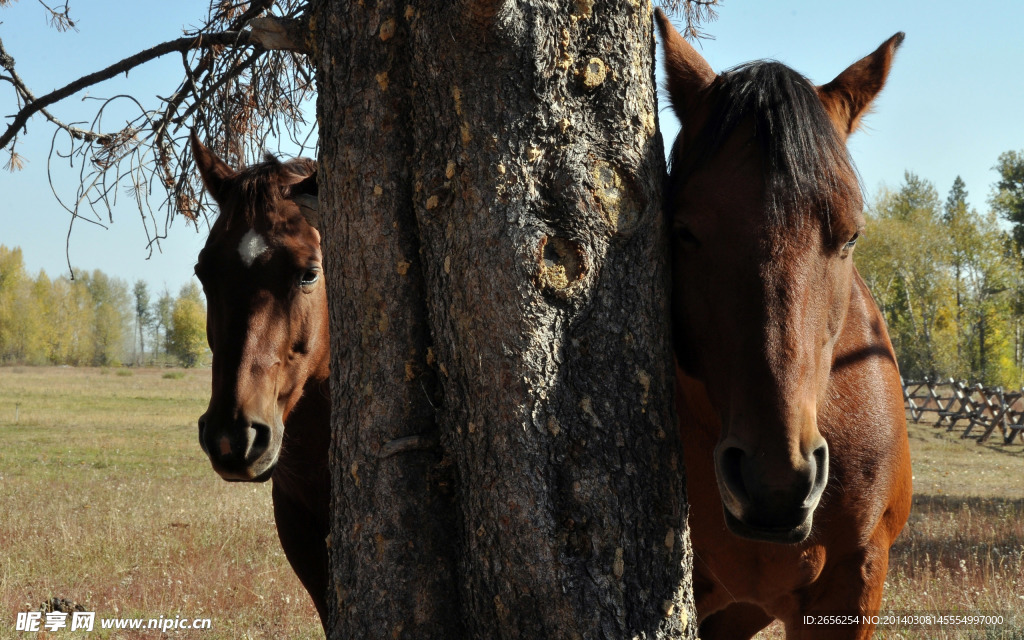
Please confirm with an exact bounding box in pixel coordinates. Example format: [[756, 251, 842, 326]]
[[190, 133, 330, 627], [657, 11, 913, 639]]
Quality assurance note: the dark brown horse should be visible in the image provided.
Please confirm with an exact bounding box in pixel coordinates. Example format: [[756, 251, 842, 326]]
[[657, 11, 913, 638], [190, 133, 330, 627]]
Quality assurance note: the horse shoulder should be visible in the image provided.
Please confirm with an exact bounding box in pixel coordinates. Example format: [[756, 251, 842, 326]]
[[821, 267, 912, 542], [829, 268, 904, 417]]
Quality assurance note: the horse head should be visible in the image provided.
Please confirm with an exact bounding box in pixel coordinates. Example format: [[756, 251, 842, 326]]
[[191, 133, 328, 482], [657, 11, 902, 543]]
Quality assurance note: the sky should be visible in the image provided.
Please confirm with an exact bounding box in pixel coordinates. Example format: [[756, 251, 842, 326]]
[[2, 0, 1023, 294]]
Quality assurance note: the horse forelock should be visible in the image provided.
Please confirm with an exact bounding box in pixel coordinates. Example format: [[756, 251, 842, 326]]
[[667, 61, 861, 229], [214, 154, 316, 232]]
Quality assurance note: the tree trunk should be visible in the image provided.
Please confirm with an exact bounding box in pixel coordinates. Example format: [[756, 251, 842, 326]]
[[955, 264, 961, 368], [312, 0, 695, 637], [979, 313, 987, 382]]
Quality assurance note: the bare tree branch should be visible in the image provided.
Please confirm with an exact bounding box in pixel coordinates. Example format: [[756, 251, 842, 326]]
[[1, 0, 315, 266], [660, 0, 721, 41], [2, 0, 717, 263], [0, 38, 103, 145], [36, 0, 76, 32], [0, 31, 256, 150]]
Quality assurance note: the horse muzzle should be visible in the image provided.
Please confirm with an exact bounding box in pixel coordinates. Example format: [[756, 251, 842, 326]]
[[198, 412, 281, 482], [714, 438, 829, 544]]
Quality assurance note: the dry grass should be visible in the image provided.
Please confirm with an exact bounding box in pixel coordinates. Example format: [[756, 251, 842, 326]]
[[878, 420, 1024, 639], [0, 366, 321, 639]]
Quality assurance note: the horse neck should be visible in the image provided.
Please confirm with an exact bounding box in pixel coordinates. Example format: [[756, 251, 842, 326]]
[[287, 373, 331, 442], [274, 374, 331, 513], [674, 365, 723, 445]]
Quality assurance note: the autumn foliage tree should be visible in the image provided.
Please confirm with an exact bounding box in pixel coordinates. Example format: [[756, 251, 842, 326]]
[[857, 171, 1024, 387], [992, 150, 1024, 259], [0, 245, 206, 367], [168, 282, 207, 367]]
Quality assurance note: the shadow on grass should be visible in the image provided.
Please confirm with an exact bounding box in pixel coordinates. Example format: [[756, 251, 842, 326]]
[[908, 417, 1024, 459]]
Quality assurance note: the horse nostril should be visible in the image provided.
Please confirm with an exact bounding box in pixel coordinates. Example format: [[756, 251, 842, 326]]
[[718, 445, 751, 506], [197, 416, 210, 454], [810, 441, 829, 497], [248, 422, 272, 459]]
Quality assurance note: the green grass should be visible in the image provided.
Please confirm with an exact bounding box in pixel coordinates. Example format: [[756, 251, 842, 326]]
[[0, 366, 321, 639]]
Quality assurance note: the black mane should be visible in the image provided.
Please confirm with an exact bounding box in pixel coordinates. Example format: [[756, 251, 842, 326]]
[[668, 60, 859, 225]]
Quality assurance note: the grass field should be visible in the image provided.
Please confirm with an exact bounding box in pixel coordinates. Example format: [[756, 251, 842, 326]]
[[2, 367, 1023, 639], [0, 367, 321, 639], [876, 419, 1024, 639]]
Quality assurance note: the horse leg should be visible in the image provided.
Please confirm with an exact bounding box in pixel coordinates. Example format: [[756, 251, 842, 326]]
[[784, 546, 890, 640], [272, 483, 329, 628], [699, 602, 774, 640]]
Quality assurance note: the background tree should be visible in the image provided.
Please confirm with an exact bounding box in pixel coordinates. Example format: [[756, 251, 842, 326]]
[[47, 274, 97, 365], [81, 270, 131, 366], [991, 149, 1024, 383], [1007, 245, 1024, 385], [32, 269, 57, 363], [167, 282, 206, 367], [939, 176, 1015, 384], [133, 280, 152, 365], [859, 173, 955, 379], [0, 245, 34, 363], [0, 248, 171, 366], [857, 168, 1024, 387], [944, 176, 970, 369], [153, 289, 175, 363], [992, 150, 1024, 259], [957, 210, 1013, 384]]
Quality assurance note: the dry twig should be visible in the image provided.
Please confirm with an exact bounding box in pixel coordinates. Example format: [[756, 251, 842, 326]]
[[1, 0, 314, 265]]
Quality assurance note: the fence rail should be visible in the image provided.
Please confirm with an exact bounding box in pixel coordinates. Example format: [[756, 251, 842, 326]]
[[902, 378, 1024, 444]]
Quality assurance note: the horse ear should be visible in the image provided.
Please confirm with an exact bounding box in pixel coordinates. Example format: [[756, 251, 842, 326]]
[[817, 32, 904, 138], [291, 173, 320, 230], [190, 131, 236, 199], [655, 8, 716, 119]]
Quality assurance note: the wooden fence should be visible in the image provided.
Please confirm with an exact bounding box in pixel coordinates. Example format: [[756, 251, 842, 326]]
[[902, 378, 1024, 444]]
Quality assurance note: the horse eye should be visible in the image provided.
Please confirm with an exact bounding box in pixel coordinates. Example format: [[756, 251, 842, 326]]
[[299, 267, 321, 288], [843, 231, 860, 252]]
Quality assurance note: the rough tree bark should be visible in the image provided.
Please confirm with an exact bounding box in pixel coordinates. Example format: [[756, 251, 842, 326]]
[[312, 0, 695, 637]]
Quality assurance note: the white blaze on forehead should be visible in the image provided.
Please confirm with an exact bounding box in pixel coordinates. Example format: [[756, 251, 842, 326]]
[[238, 229, 270, 267]]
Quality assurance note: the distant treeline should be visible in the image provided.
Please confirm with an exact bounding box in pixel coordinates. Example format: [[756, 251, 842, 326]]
[[0, 246, 207, 367], [857, 150, 1024, 388]]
